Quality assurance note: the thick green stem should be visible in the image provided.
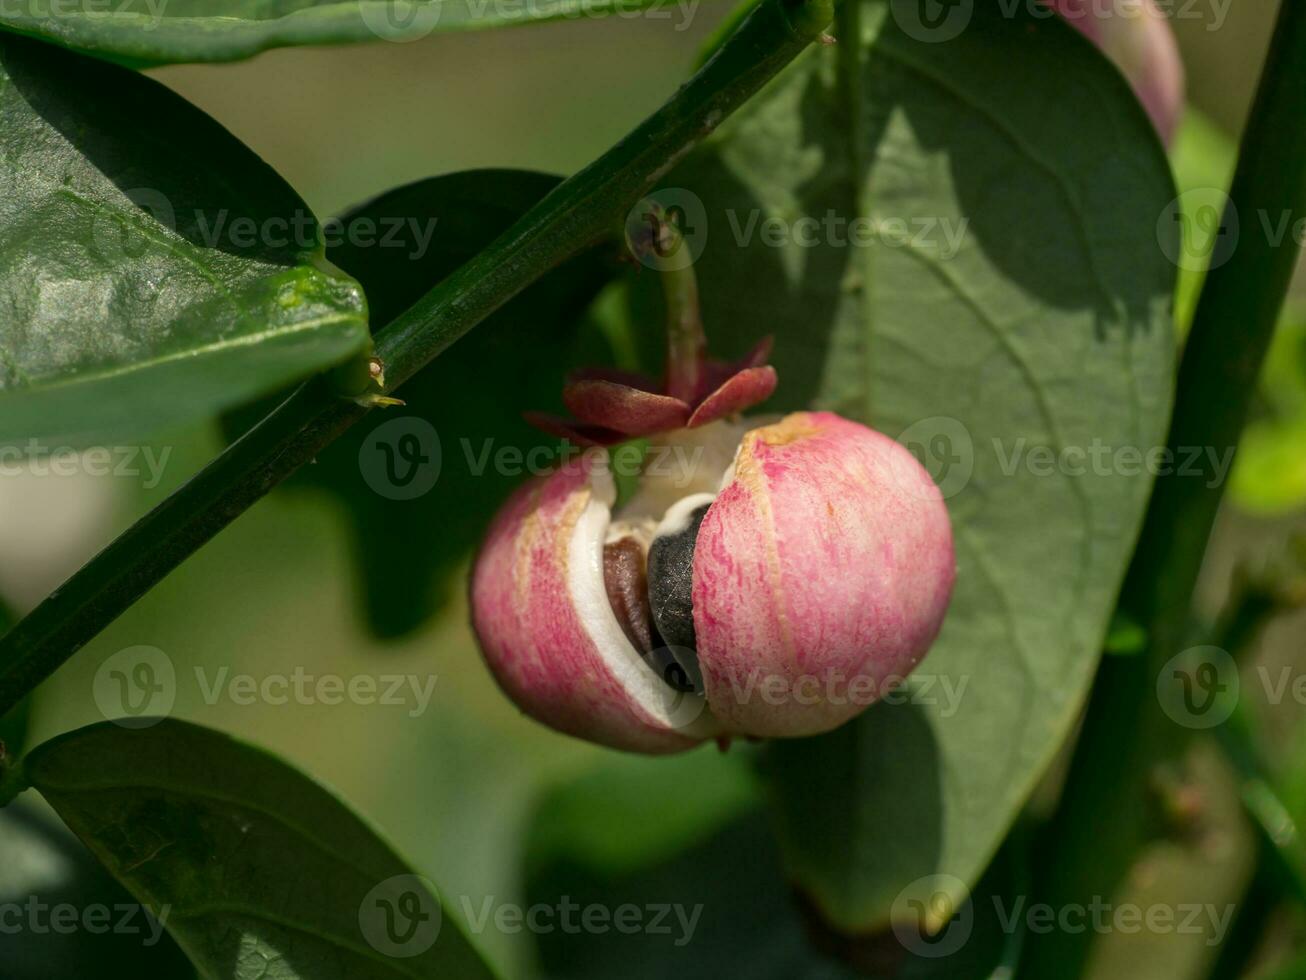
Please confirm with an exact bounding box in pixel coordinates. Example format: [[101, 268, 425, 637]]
[[0, 0, 831, 720], [1024, 3, 1306, 974]]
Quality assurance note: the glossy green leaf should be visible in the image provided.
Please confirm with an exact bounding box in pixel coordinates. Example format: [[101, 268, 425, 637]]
[[640, 0, 1176, 933], [0, 800, 197, 978], [0, 0, 705, 65], [0, 35, 369, 448], [25, 719, 499, 979], [230, 170, 616, 638]]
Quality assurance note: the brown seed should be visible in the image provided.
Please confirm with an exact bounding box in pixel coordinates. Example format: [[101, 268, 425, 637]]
[[603, 537, 657, 654]]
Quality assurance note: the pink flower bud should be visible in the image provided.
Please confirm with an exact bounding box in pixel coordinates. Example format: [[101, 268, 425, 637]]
[[1048, 0, 1185, 145], [470, 412, 956, 753]]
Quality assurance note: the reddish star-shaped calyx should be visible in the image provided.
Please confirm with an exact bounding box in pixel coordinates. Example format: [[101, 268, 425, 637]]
[[527, 206, 778, 446]]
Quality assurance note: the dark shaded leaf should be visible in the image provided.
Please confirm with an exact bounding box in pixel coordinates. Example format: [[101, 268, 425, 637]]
[[521, 750, 1024, 979], [0, 799, 197, 979], [25, 719, 499, 979]]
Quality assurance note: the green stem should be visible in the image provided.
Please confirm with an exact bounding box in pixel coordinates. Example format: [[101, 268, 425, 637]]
[[0, 754, 26, 809], [1207, 865, 1279, 980], [1206, 562, 1306, 977], [1023, 3, 1306, 975], [644, 212, 707, 402], [0, 0, 831, 721], [1263, 950, 1306, 980]]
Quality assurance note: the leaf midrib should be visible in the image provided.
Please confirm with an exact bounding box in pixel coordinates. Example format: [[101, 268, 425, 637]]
[[0, 310, 364, 396]]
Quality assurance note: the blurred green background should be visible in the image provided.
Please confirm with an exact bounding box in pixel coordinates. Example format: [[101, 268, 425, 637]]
[[4, 3, 1306, 978]]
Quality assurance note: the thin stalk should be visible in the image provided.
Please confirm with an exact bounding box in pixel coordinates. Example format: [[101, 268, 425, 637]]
[[0, 755, 25, 809], [647, 212, 707, 402], [0, 0, 832, 720], [1024, 2, 1306, 975], [1264, 950, 1306, 980]]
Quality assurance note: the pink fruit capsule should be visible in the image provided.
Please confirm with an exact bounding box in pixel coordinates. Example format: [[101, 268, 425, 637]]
[[470, 412, 956, 753]]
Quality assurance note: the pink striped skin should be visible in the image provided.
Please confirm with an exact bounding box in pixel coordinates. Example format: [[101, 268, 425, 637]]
[[1048, 0, 1184, 145], [693, 413, 956, 737], [470, 453, 703, 754], [471, 413, 955, 751]]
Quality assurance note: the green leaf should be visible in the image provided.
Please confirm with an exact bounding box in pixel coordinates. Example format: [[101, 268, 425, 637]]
[[641, 0, 1176, 932], [521, 752, 1024, 979], [524, 749, 759, 882], [529, 810, 859, 980], [0, 799, 197, 978], [234, 170, 616, 638], [0, 35, 368, 448], [521, 752, 849, 980], [25, 719, 499, 979], [0, 0, 705, 65]]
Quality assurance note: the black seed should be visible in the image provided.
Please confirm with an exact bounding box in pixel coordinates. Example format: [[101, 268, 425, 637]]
[[647, 501, 710, 656], [647, 644, 704, 697]]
